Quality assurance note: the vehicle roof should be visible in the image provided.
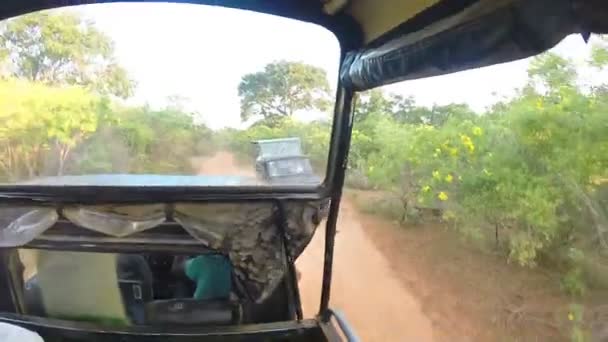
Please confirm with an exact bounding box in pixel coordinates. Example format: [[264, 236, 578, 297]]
[[251, 138, 301, 145], [1, 1, 607, 90], [260, 155, 310, 162]]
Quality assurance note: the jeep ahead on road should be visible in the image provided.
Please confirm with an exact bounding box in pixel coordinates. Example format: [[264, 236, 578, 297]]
[[252, 138, 321, 186]]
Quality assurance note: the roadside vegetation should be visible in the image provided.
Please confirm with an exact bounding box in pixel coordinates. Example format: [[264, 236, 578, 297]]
[[0, 12, 212, 180], [346, 47, 608, 294]]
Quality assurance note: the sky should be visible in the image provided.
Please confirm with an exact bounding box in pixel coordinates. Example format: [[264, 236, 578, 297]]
[[72, 3, 596, 129]]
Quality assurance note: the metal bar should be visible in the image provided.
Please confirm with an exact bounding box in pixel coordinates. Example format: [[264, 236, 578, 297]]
[[0, 251, 17, 313], [0, 186, 327, 206], [21, 239, 214, 254], [0, 313, 322, 341], [319, 84, 355, 314], [275, 200, 303, 320], [327, 308, 360, 342]]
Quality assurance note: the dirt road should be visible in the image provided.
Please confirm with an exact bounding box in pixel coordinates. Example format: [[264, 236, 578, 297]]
[[197, 152, 435, 341], [297, 200, 435, 341]]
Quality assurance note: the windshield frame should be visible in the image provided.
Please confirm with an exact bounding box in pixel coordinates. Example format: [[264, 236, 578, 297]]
[[0, 7, 359, 206], [0, 313, 328, 341]]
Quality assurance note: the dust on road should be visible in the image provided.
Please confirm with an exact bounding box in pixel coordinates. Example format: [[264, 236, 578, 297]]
[[198, 152, 435, 342]]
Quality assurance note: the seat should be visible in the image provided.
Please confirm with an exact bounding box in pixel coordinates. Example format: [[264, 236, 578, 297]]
[[23, 251, 153, 325], [144, 298, 240, 326], [116, 254, 154, 324]]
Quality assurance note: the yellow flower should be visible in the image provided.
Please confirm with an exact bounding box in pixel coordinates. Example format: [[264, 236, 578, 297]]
[[472, 126, 483, 136], [422, 185, 431, 193], [568, 313, 574, 321], [435, 148, 441, 154], [438, 192, 448, 201], [432, 170, 441, 179], [445, 174, 453, 183], [449, 148, 459, 157], [460, 134, 475, 153]]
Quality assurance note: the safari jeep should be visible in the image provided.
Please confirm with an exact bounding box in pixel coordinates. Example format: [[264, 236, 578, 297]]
[[0, 0, 606, 341], [252, 138, 321, 186]]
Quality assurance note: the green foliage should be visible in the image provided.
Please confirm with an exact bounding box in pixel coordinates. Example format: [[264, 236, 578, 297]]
[[0, 78, 211, 179], [112, 107, 213, 174], [0, 11, 134, 98], [589, 36, 608, 69], [528, 52, 577, 90], [343, 42, 608, 283], [238, 61, 330, 125], [354, 90, 476, 127], [0, 79, 105, 178]]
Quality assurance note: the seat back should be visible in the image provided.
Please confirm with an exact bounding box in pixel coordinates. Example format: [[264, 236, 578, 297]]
[[34, 251, 129, 325], [116, 254, 154, 324]]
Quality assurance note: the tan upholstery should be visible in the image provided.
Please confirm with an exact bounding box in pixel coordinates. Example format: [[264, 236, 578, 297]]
[[35, 251, 128, 324]]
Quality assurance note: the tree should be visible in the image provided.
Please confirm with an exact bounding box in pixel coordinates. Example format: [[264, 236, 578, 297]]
[[0, 11, 133, 98], [238, 61, 330, 125], [527, 52, 577, 92], [355, 89, 476, 127], [393, 103, 476, 127], [589, 35, 608, 69], [0, 79, 105, 179], [354, 89, 395, 122]]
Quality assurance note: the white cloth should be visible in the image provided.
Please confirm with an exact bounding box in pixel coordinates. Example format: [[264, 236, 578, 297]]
[[0, 322, 43, 341]]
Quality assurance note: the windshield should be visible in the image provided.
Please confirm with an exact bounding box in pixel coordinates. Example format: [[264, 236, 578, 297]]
[[0, 3, 339, 188], [267, 158, 313, 177]]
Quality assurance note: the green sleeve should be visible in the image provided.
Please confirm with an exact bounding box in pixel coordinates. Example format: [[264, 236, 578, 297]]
[[185, 257, 204, 280]]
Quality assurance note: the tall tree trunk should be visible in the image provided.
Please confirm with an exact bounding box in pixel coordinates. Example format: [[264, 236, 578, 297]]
[[58, 147, 70, 176]]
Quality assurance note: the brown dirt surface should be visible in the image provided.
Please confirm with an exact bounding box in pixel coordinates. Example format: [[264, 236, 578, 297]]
[[193, 151, 255, 177], [348, 190, 581, 342], [296, 199, 436, 342]]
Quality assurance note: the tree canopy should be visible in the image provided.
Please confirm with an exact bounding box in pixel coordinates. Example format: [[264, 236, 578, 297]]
[[0, 11, 211, 180], [238, 61, 330, 125], [0, 11, 133, 98]]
